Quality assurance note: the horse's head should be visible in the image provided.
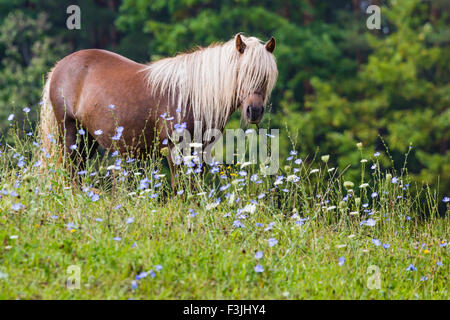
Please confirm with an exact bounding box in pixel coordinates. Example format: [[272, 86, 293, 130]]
[[234, 34, 277, 124]]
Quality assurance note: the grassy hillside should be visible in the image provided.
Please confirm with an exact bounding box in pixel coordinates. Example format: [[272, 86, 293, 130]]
[[0, 120, 448, 299]]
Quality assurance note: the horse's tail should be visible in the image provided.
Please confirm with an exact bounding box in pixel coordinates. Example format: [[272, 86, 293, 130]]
[[39, 70, 61, 167]]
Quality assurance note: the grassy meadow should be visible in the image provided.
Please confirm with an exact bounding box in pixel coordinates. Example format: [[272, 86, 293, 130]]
[[0, 115, 448, 300]]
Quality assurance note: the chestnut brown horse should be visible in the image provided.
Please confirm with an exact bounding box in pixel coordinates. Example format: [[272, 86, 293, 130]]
[[39, 33, 278, 181]]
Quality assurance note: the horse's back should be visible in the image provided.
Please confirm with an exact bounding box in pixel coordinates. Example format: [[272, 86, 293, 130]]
[[49, 49, 158, 149], [50, 49, 147, 115]]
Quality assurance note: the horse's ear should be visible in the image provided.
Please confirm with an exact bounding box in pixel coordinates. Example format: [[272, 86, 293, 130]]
[[265, 37, 276, 53], [235, 34, 246, 54]]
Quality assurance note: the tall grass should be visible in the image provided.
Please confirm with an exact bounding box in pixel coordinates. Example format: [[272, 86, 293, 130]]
[[0, 111, 448, 299]]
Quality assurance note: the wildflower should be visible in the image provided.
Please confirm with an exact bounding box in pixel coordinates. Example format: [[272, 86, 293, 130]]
[[177, 189, 184, 195], [33, 161, 42, 167], [135, 272, 148, 280], [23, 107, 31, 113], [11, 203, 24, 211], [113, 237, 122, 241], [268, 238, 278, 247], [155, 265, 163, 271], [382, 243, 390, 249], [420, 276, 428, 281], [95, 218, 103, 222], [360, 159, 367, 163], [90, 193, 100, 202], [126, 217, 134, 224], [310, 169, 319, 174], [439, 242, 447, 247], [8, 114, 14, 121], [372, 238, 381, 246], [69, 144, 77, 151], [356, 142, 363, 150], [359, 183, 369, 188], [255, 251, 263, 260], [406, 264, 417, 271], [233, 220, 244, 228], [371, 164, 377, 170], [189, 208, 198, 217], [423, 249, 430, 254], [294, 158, 302, 165], [114, 204, 122, 210], [391, 177, 399, 184], [112, 126, 123, 140], [360, 219, 376, 227], [78, 129, 85, 135], [66, 222, 76, 231], [338, 256, 345, 266], [264, 222, 275, 231], [108, 104, 115, 109], [174, 122, 187, 134], [436, 261, 443, 266], [374, 152, 380, 157], [442, 197, 449, 203], [131, 280, 138, 290], [94, 129, 103, 135], [371, 192, 378, 198], [254, 265, 264, 273]]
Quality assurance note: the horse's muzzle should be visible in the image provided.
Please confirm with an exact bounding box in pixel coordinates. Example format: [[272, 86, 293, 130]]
[[246, 105, 264, 123]]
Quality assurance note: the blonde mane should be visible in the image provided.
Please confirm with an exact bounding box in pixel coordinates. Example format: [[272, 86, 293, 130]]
[[143, 34, 278, 138]]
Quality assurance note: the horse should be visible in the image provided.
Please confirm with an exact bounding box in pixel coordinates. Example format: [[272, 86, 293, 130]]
[[39, 33, 278, 185]]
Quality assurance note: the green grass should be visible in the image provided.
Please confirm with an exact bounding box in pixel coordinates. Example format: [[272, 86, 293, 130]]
[[0, 122, 448, 299]]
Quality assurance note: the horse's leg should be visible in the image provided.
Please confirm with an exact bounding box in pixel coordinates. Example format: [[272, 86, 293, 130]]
[[60, 118, 80, 182], [62, 119, 99, 183], [168, 154, 177, 192]]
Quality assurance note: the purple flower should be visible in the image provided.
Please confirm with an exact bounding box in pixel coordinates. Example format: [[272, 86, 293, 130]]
[[268, 238, 278, 247], [382, 243, 390, 249], [255, 251, 263, 260], [406, 264, 417, 271], [372, 238, 381, 246], [94, 129, 103, 135], [254, 265, 264, 273], [233, 220, 244, 228], [338, 256, 345, 266], [11, 203, 24, 211], [113, 236, 122, 241], [443, 197, 449, 203], [360, 218, 376, 227]]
